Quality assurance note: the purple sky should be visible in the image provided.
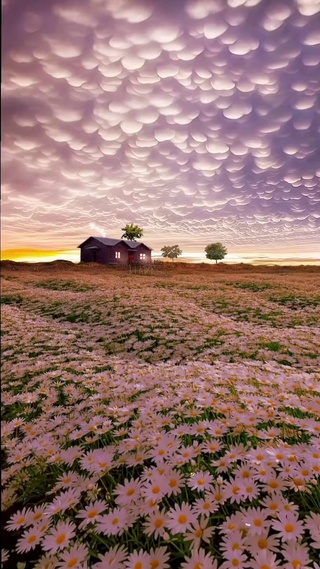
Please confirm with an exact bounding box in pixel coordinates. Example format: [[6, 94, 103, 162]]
[[2, 0, 320, 261]]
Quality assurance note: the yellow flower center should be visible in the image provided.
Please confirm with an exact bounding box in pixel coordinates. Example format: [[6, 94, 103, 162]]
[[134, 563, 143, 569], [152, 486, 160, 494], [154, 518, 163, 528], [67, 559, 78, 568], [169, 479, 177, 487], [292, 561, 302, 569], [126, 488, 135, 496], [231, 560, 240, 567], [257, 538, 268, 549], [254, 519, 262, 527], [112, 518, 119, 525], [178, 514, 187, 524], [56, 534, 66, 544], [28, 535, 37, 543], [150, 561, 159, 569], [284, 523, 294, 533], [197, 478, 205, 485], [88, 509, 98, 518]]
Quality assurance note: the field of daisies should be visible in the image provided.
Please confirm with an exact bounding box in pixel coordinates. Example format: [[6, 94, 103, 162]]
[[1, 262, 320, 569]]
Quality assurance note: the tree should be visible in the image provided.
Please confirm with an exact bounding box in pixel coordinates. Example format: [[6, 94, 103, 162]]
[[205, 242, 227, 264], [121, 223, 143, 241], [161, 245, 182, 261]]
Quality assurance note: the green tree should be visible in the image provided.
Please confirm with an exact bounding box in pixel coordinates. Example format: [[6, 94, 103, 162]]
[[121, 223, 143, 241], [161, 245, 182, 261], [205, 242, 227, 264]]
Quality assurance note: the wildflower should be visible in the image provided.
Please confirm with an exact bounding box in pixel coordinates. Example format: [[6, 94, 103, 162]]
[[192, 493, 218, 516], [115, 479, 142, 505], [181, 548, 218, 569], [166, 502, 198, 534], [219, 550, 249, 569], [242, 507, 271, 536], [57, 543, 89, 568], [219, 512, 244, 535], [42, 521, 76, 553], [148, 546, 170, 569], [92, 544, 128, 569], [304, 512, 320, 548], [282, 542, 312, 569], [185, 516, 215, 548], [143, 508, 168, 539], [6, 507, 32, 530], [250, 550, 282, 569], [165, 469, 184, 496], [124, 549, 150, 569], [33, 555, 59, 569], [244, 531, 280, 555], [16, 525, 43, 553], [223, 477, 244, 504], [96, 508, 127, 536], [76, 500, 107, 529], [188, 470, 214, 492], [272, 512, 305, 541]]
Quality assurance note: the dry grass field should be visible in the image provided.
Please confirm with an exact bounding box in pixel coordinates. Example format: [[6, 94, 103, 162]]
[[1, 261, 320, 569]]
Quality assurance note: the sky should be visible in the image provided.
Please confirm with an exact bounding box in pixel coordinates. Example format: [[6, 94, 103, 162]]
[[2, 0, 320, 264]]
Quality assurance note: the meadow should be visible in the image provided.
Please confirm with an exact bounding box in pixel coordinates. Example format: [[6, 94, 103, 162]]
[[1, 261, 320, 569]]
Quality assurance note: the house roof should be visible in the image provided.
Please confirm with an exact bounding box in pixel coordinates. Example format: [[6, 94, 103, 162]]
[[78, 236, 152, 250]]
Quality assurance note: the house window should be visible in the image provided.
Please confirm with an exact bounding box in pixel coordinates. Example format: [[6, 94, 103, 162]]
[[140, 253, 146, 260], [115, 251, 121, 259]]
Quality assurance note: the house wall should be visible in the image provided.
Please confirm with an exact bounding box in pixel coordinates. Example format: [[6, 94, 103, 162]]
[[130, 244, 152, 263], [80, 238, 129, 265]]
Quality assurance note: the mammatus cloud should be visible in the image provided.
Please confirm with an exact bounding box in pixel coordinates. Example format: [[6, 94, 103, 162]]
[[2, 0, 320, 256]]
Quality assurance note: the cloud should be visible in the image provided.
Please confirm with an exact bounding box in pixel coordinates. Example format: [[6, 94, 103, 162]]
[[2, 0, 320, 255]]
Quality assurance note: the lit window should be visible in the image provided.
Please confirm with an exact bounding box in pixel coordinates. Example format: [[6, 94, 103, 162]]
[[115, 251, 120, 259], [140, 253, 146, 260]]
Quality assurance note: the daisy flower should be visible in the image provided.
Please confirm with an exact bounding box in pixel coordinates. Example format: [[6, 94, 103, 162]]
[[220, 530, 245, 556], [166, 502, 198, 534], [180, 548, 218, 569], [16, 525, 43, 553], [188, 470, 214, 493], [148, 546, 170, 569], [242, 507, 271, 536], [192, 493, 218, 517], [33, 554, 59, 569], [272, 512, 305, 542], [57, 543, 89, 569], [219, 550, 249, 569], [124, 549, 150, 569], [143, 508, 168, 539], [165, 469, 185, 496], [244, 531, 280, 555], [95, 508, 127, 536], [223, 477, 244, 504], [6, 507, 32, 531], [250, 550, 282, 569], [115, 479, 142, 505], [304, 512, 320, 548], [76, 500, 107, 529], [42, 521, 76, 553], [185, 516, 215, 548], [282, 542, 312, 569], [92, 544, 128, 569]]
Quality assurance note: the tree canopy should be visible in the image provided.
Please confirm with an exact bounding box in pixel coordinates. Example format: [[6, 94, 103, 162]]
[[161, 245, 182, 261], [121, 223, 143, 241], [205, 242, 227, 264]]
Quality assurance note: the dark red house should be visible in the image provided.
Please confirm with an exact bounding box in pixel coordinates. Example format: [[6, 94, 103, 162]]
[[78, 237, 152, 266]]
